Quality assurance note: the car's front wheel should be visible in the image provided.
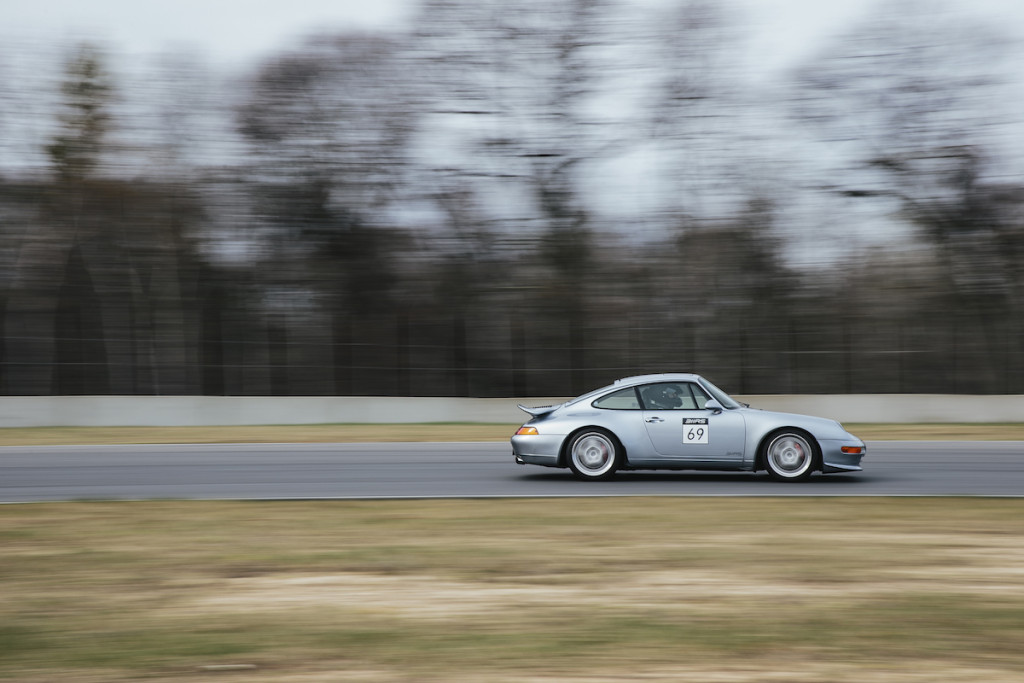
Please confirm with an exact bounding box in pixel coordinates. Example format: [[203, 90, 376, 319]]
[[567, 429, 620, 480], [763, 430, 817, 482]]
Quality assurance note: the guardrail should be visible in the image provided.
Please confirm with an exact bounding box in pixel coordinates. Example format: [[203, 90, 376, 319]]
[[1, 395, 1023, 427]]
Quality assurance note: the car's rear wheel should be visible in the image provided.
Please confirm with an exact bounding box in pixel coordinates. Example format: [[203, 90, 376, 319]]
[[763, 431, 817, 482], [567, 429, 620, 480]]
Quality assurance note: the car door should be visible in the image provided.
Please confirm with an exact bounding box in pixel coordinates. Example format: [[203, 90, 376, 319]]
[[639, 382, 746, 464]]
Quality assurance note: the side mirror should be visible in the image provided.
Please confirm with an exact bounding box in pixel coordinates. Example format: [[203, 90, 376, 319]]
[[704, 399, 724, 414]]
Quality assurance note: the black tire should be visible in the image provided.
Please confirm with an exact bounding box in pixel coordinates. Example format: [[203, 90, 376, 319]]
[[566, 429, 620, 480], [762, 430, 818, 482]]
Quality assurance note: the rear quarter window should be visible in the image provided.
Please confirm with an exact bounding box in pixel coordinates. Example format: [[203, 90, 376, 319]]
[[593, 387, 641, 410]]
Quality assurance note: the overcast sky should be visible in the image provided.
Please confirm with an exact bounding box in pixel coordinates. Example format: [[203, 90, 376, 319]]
[[0, 0, 919, 70], [3, 0, 1022, 259], [2, 0, 411, 68], [4, 0, 1022, 75]]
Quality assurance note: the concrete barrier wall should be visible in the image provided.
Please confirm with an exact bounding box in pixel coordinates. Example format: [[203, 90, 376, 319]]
[[739, 395, 1024, 425], [0, 394, 1022, 427], [0, 396, 564, 428]]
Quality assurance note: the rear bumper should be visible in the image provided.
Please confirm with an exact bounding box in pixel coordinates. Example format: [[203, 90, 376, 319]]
[[511, 433, 563, 467]]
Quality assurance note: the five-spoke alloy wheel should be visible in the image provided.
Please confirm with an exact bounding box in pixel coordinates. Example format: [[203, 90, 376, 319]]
[[567, 429, 620, 480], [763, 431, 817, 482]]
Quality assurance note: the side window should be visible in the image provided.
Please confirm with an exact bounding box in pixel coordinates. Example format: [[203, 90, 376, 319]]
[[688, 383, 712, 409], [592, 387, 641, 410], [639, 383, 703, 410]]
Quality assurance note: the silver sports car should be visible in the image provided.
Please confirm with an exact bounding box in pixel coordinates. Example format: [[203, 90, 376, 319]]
[[511, 373, 865, 481]]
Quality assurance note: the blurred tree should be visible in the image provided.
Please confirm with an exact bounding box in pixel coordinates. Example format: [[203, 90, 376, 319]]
[[3, 44, 116, 394], [2, 43, 216, 395], [793, 1, 1024, 391], [414, 0, 621, 393], [237, 35, 415, 394], [238, 34, 414, 209], [645, 199, 795, 392], [3, 1, 1020, 398], [643, 1, 751, 217], [45, 44, 112, 183]]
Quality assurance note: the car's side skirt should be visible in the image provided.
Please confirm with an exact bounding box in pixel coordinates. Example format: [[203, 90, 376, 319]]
[[623, 460, 755, 472]]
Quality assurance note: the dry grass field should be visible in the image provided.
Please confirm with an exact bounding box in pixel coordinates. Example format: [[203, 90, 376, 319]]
[[3, 424, 1022, 680], [2, 498, 1024, 682]]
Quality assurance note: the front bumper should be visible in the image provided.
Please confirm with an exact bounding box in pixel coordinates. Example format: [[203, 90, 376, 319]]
[[820, 438, 866, 473]]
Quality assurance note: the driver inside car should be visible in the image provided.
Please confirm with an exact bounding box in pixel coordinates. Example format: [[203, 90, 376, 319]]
[[648, 384, 683, 409]]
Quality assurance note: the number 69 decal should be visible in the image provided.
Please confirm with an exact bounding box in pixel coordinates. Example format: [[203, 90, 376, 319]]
[[683, 417, 709, 444]]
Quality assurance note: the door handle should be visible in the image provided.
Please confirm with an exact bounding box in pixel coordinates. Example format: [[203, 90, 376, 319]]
[[645, 416, 664, 423]]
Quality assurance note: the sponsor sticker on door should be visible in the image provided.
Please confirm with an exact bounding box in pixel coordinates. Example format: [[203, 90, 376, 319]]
[[683, 417, 709, 444]]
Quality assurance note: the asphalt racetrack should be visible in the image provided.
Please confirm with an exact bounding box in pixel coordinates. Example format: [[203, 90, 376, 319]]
[[1, 441, 1023, 502]]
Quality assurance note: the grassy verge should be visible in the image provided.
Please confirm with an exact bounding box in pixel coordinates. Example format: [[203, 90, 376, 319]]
[[1, 422, 1023, 446], [2, 498, 1024, 682]]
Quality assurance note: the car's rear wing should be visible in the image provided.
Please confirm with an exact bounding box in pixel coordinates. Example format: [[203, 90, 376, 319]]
[[517, 403, 558, 418]]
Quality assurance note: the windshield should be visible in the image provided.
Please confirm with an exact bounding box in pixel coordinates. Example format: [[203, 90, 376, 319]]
[[697, 377, 742, 410]]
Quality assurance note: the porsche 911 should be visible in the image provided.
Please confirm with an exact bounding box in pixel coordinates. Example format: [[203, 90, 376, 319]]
[[511, 373, 865, 481]]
